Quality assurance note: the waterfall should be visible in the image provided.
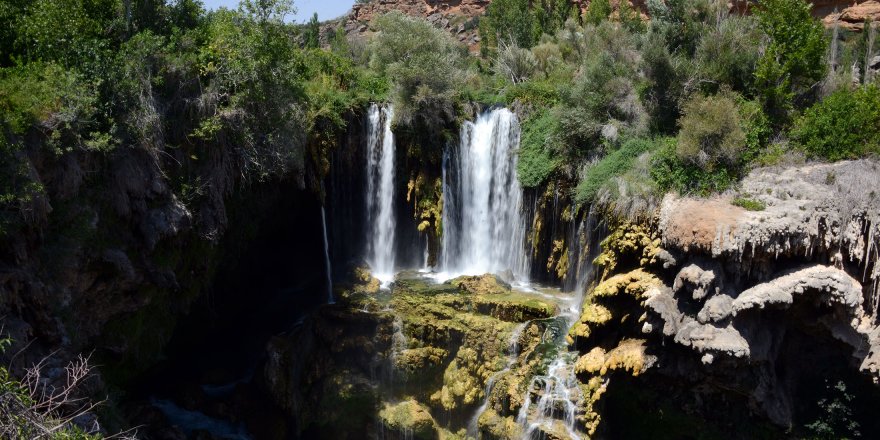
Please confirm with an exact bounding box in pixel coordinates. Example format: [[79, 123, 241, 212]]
[[366, 104, 397, 285], [442, 108, 530, 281], [320, 206, 334, 304]]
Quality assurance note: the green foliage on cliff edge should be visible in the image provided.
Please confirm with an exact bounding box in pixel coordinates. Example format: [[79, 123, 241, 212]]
[[792, 85, 880, 161]]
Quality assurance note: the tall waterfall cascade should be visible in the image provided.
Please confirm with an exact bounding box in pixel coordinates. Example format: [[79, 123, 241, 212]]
[[365, 104, 397, 285], [441, 108, 530, 281]]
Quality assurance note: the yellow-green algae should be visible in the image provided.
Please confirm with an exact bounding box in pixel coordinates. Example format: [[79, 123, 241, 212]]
[[593, 222, 661, 279], [380, 399, 438, 439], [591, 268, 661, 301], [387, 274, 562, 415], [565, 221, 667, 437]]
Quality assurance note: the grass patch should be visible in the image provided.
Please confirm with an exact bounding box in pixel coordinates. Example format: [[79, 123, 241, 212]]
[[732, 196, 766, 211]]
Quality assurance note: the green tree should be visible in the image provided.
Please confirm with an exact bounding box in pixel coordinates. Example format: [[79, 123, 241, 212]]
[[792, 85, 880, 160], [304, 12, 320, 49], [479, 0, 537, 51], [753, 0, 827, 121], [369, 12, 469, 124], [584, 0, 611, 26]]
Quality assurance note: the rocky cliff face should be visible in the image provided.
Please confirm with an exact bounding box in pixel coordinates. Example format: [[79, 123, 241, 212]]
[[568, 159, 880, 436], [345, 0, 489, 52], [255, 152, 880, 439], [340, 0, 880, 50]]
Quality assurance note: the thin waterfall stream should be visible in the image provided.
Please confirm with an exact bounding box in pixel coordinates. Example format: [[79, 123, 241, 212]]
[[320, 206, 334, 303]]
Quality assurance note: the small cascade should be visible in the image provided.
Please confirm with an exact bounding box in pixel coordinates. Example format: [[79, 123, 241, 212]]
[[366, 104, 397, 285], [389, 316, 408, 378], [320, 206, 334, 304], [468, 322, 528, 437], [516, 353, 583, 440], [442, 108, 530, 280], [514, 210, 602, 439]]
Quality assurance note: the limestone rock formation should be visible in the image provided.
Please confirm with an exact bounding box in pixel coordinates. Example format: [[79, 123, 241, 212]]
[[824, 1, 880, 31], [573, 159, 880, 432]]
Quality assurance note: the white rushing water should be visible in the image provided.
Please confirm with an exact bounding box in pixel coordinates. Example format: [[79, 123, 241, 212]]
[[441, 108, 530, 281], [514, 213, 601, 440], [320, 206, 334, 303], [366, 104, 397, 285]]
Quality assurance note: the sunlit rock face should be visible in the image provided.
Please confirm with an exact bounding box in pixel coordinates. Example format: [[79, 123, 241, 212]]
[[569, 160, 880, 435]]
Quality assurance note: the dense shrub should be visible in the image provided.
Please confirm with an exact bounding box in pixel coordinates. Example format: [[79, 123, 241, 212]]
[[694, 16, 762, 94], [675, 93, 746, 168], [0, 63, 96, 136], [576, 137, 662, 204], [479, 0, 576, 52], [368, 12, 470, 124], [584, 0, 611, 26], [753, 0, 827, 120], [557, 22, 645, 153], [647, 0, 714, 56], [792, 85, 880, 160], [651, 138, 738, 195], [518, 109, 562, 187], [495, 42, 538, 84]]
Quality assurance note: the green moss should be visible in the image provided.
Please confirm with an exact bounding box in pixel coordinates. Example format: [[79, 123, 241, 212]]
[[379, 400, 438, 439]]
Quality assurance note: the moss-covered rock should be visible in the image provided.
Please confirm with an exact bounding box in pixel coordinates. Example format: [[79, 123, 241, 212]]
[[379, 400, 439, 440], [568, 303, 613, 341], [592, 269, 661, 301], [575, 339, 653, 377], [594, 222, 661, 278], [450, 274, 511, 296]]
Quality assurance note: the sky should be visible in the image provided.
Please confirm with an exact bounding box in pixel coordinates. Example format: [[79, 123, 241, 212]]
[[201, 0, 355, 23]]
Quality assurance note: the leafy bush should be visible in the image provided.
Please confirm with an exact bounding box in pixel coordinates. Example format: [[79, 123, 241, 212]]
[[368, 12, 470, 124], [495, 42, 538, 84], [13, 0, 118, 69], [732, 197, 766, 211], [479, 0, 538, 51], [576, 137, 661, 203], [694, 16, 762, 94], [584, 0, 611, 26], [0, 63, 96, 135], [518, 109, 562, 187], [0, 138, 45, 238], [647, 0, 713, 56], [651, 137, 738, 195], [792, 85, 880, 160], [557, 22, 645, 152], [676, 93, 746, 168], [804, 380, 862, 440], [753, 0, 827, 120]]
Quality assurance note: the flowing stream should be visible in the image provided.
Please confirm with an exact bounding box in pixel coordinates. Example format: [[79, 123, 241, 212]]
[[514, 213, 601, 440], [441, 108, 530, 281], [366, 104, 397, 285]]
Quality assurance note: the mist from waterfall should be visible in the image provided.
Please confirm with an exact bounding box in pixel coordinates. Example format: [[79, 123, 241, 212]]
[[366, 104, 397, 285], [441, 108, 530, 281]]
